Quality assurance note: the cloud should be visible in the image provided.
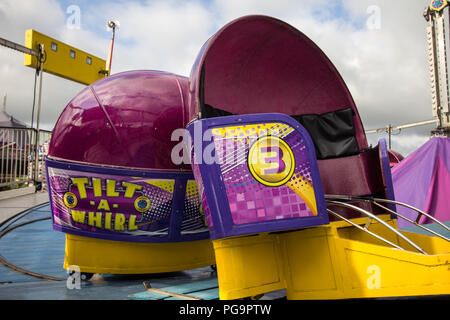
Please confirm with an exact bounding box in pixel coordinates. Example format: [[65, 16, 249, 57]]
[[0, 0, 105, 130], [91, 0, 215, 75], [0, 0, 440, 156]]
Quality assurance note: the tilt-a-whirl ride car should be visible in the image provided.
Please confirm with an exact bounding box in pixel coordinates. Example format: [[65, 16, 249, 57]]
[[46, 15, 450, 299]]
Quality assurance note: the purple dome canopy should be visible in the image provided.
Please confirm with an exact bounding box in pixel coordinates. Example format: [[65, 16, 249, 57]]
[[48, 70, 190, 171]]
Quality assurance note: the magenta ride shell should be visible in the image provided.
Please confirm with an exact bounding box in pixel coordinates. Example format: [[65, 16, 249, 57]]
[[45, 70, 209, 243], [48, 70, 190, 171]]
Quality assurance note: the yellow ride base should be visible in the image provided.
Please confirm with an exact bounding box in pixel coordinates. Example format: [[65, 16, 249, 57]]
[[64, 234, 216, 274], [213, 215, 450, 300]]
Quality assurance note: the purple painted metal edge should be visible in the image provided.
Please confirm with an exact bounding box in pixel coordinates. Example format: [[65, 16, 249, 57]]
[[378, 139, 397, 216], [46, 158, 194, 179], [45, 158, 210, 243], [51, 224, 209, 244], [168, 178, 187, 241], [188, 113, 329, 240], [187, 120, 231, 239], [45, 157, 56, 228]]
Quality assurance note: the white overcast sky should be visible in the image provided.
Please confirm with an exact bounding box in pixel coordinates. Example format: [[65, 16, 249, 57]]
[[0, 0, 442, 155]]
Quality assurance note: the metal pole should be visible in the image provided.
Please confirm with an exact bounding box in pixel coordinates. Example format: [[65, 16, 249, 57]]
[[106, 21, 117, 76], [0, 37, 39, 57], [426, 3, 450, 136], [365, 119, 438, 134], [34, 44, 44, 188], [387, 124, 392, 149], [108, 27, 115, 74]]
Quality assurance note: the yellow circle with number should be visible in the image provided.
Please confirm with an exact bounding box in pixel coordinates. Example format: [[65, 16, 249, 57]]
[[134, 196, 151, 212], [248, 136, 295, 187], [63, 192, 78, 208]]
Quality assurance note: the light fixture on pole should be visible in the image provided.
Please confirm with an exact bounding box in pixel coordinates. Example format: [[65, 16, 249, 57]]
[[106, 20, 120, 76]]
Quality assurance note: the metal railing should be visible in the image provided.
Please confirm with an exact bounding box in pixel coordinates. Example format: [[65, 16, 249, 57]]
[[325, 195, 450, 255], [0, 127, 51, 189]]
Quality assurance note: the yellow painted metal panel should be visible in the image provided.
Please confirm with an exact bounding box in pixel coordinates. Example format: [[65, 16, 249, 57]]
[[213, 234, 285, 300], [281, 228, 339, 293], [64, 234, 216, 274], [282, 220, 450, 299], [24, 29, 107, 85], [212, 216, 449, 300]]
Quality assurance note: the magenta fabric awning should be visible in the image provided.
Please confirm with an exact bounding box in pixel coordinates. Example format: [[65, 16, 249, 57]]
[[392, 137, 450, 227]]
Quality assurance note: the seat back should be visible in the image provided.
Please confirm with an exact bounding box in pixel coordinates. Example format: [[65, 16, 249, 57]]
[[187, 15, 396, 222], [187, 113, 329, 240], [188, 15, 368, 152], [319, 140, 396, 220]]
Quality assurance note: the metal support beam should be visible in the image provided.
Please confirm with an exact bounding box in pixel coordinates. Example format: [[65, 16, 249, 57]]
[[365, 119, 439, 147], [0, 37, 38, 57], [33, 44, 44, 187], [365, 119, 438, 134], [424, 2, 450, 135]]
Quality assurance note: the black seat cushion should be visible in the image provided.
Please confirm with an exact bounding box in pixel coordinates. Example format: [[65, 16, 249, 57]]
[[201, 103, 359, 160], [292, 108, 359, 159], [202, 104, 234, 118]]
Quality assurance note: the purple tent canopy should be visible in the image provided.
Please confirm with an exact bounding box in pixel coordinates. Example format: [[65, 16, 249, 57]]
[[392, 137, 450, 228], [0, 110, 28, 128], [0, 110, 30, 150]]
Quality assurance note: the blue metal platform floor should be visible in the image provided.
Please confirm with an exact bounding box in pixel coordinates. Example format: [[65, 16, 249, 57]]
[[0, 203, 285, 300], [0, 202, 448, 300]]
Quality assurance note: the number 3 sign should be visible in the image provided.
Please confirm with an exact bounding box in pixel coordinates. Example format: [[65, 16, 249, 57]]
[[248, 136, 295, 187], [187, 113, 329, 240]]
